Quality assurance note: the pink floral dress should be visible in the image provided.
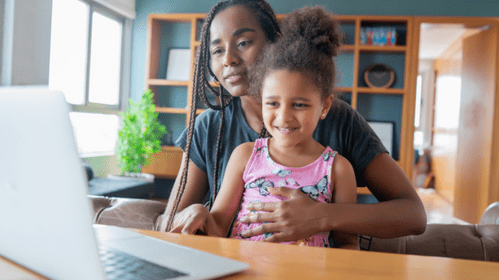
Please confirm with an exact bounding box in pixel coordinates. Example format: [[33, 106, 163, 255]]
[[229, 138, 336, 247]]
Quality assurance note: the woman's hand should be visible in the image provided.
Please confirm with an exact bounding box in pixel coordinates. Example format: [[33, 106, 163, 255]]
[[169, 204, 221, 236], [239, 187, 327, 243]]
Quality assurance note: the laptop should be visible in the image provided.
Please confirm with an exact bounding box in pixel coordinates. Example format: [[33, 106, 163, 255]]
[[0, 86, 249, 280]]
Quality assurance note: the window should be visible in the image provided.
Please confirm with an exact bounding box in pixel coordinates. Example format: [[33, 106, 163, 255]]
[[434, 75, 461, 130], [413, 74, 424, 148], [49, 0, 131, 156]]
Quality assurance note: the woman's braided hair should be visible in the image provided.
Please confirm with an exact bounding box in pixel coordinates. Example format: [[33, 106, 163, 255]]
[[165, 0, 281, 232]]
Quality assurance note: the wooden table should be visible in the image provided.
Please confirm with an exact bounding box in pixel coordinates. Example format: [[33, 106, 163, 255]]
[[2, 227, 499, 279]]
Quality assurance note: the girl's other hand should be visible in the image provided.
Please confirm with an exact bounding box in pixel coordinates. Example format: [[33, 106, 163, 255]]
[[240, 187, 327, 242], [169, 204, 220, 236]]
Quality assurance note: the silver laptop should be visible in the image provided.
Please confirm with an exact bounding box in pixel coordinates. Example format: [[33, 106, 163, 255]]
[[0, 86, 249, 280]]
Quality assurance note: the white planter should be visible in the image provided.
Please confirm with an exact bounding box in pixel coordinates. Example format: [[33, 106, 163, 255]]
[[107, 173, 155, 183]]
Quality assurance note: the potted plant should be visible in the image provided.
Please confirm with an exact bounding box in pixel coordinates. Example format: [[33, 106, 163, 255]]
[[113, 89, 167, 181]]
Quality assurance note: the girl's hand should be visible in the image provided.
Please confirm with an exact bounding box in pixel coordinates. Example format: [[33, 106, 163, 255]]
[[239, 187, 327, 242], [169, 204, 220, 236]]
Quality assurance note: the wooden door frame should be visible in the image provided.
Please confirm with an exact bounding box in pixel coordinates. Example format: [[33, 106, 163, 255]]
[[407, 17, 499, 190]]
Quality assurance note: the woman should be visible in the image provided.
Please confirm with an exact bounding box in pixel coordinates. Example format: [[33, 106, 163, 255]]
[[160, 0, 426, 242]]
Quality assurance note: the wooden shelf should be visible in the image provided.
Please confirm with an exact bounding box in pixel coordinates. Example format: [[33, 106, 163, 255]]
[[155, 107, 188, 114], [357, 87, 405, 94], [335, 87, 353, 92], [141, 146, 183, 179], [340, 45, 355, 52], [148, 79, 189, 87], [359, 45, 407, 52], [149, 13, 205, 22], [357, 187, 373, 195]]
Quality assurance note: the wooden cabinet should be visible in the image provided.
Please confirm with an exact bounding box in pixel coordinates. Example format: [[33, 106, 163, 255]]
[[143, 13, 415, 180], [334, 15, 413, 176]]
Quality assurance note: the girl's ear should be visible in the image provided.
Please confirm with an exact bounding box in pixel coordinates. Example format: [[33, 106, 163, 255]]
[[321, 95, 334, 120]]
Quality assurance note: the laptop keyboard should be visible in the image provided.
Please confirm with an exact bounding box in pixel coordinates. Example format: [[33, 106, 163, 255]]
[[98, 246, 188, 279]]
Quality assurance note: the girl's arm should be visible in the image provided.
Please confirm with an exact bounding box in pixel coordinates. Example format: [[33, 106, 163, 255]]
[[209, 142, 254, 236], [329, 155, 359, 250]]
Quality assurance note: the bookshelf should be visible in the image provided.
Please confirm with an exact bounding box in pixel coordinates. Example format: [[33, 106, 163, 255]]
[[142, 13, 415, 184]]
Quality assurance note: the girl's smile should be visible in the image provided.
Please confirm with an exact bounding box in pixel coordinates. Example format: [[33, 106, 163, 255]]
[[276, 127, 296, 134]]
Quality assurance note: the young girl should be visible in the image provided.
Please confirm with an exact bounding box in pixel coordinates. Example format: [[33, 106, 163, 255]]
[[163, 0, 426, 243], [180, 6, 359, 249]]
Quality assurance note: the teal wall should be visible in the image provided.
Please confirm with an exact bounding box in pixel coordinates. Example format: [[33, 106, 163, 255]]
[[130, 0, 499, 100]]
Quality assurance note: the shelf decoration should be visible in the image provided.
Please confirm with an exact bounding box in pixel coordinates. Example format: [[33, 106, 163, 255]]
[[360, 27, 397, 46], [367, 121, 394, 156], [166, 48, 191, 81], [364, 64, 395, 89]]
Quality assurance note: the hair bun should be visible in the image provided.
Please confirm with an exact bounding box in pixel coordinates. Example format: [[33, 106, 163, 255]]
[[281, 6, 343, 57]]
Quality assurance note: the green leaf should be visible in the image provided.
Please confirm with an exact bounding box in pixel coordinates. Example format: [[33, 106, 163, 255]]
[[116, 89, 167, 174]]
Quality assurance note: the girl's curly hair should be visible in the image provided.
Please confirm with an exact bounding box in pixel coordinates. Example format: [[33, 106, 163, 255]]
[[249, 6, 343, 100]]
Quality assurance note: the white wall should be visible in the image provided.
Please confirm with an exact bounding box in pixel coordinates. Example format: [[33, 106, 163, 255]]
[[0, 0, 4, 83], [418, 59, 436, 149], [2, 0, 52, 86]]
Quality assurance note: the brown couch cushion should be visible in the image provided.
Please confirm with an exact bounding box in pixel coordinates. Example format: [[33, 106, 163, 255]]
[[91, 195, 165, 231], [371, 224, 499, 262]]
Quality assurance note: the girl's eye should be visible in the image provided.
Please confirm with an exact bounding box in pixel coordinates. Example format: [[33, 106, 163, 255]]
[[238, 40, 251, 48], [266, 101, 278, 107], [294, 103, 307, 108]]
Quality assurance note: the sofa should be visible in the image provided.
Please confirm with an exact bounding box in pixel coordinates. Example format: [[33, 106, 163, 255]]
[[90, 195, 499, 262]]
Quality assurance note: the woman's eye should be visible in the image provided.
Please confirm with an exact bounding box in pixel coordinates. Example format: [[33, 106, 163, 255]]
[[212, 48, 223, 56]]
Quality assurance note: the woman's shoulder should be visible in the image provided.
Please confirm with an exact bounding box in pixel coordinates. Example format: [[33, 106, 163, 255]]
[[328, 99, 357, 117], [194, 98, 241, 126]]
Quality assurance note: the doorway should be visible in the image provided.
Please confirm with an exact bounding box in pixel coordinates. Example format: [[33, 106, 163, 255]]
[[410, 17, 499, 223]]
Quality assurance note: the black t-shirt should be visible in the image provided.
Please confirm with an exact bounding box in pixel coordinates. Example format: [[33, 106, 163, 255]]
[[177, 97, 387, 196]]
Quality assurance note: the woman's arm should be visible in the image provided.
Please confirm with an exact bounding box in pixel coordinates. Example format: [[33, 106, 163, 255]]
[[167, 143, 253, 236], [159, 152, 210, 232], [329, 155, 359, 250], [327, 153, 426, 238], [241, 153, 426, 240]]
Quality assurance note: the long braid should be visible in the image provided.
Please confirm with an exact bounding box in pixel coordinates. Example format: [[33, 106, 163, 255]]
[[165, 0, 281, 232], [164, 2, 225, 232], [212, 88, 226, 204]]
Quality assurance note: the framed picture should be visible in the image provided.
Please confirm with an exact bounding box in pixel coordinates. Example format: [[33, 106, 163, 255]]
[[166, 48, 191, 81], [367, 121, 394, 156]]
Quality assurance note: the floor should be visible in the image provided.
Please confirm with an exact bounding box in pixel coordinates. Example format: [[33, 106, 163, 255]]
[[412, 166, 469, 225], [416, 187, 468, 225]]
